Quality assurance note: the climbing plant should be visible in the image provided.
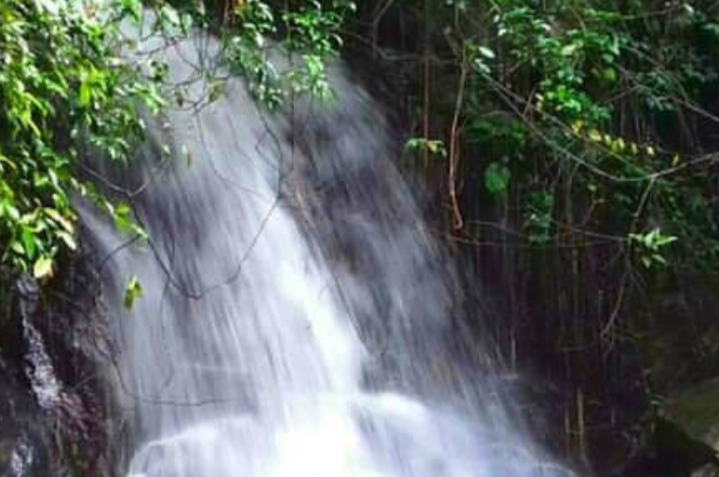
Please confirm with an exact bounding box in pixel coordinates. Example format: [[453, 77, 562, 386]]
[[393, 0, 719, 271], [362, 1, 719, 466], [469, 0, 719, 270], [0, 0, 163, 279], [0, 0, 354, 281], [157, 0, 356, 107]]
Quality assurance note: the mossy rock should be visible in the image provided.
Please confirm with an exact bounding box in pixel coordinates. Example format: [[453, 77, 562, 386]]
[[693, 463, 719, 477], [662, 377, 719, 449]]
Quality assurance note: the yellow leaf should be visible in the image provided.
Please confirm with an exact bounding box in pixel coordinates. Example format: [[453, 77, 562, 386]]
[[44, 208, 74, 233], [57, 230, 77, 251], [33, 256, 53, 279]]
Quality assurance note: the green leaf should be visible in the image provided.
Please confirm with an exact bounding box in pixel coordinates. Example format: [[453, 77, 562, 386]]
[[11, 240, 24, 255], [478, 46, 495, 59], [484, 162, 511, 195], [44, 208, 74, 233], [21, 227, 37, 259], [33, 255, 53, 279], [588, 129, 602, 142], [123, 275, 143, 310], [56, 230, 77, 251], [602, 68, 617, 84], [405, 138, 446, 158], [78, 80, 91, 107], [654, 233, 678, 247], [560, 43, 579, 56], [118, 0, 142, 22]]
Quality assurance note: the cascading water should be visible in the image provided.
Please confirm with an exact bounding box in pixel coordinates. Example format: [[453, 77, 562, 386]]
[[80, 21, 572, 477]]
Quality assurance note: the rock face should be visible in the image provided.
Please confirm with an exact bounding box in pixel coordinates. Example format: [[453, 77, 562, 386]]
[[0, 352, 48, 477], [0, 258, 114, 477], [637, 275, 719, 477], [664, 379, 719, 451], [659, 379, 719, 477]]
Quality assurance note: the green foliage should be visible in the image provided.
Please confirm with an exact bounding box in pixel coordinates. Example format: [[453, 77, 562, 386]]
[[429, 0, 719, 269], [0, 0, 355, 281], [484, 162, 511, 196], [629, 228, 678, 268], [216, 0, 355, 107], [405, 138, 447, 158], [123, 275, 143, 310], [0, 0, 161, 279]]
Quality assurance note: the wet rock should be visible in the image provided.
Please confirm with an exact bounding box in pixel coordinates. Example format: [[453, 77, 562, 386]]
[[651, 416, 719, 477], [15, 277, 61, 411], [651, 378, 719, 477], [648, 275, 719, 389], [0, 431, 48, 477], [0, 260, 115, 477], [662, 378, 719, 451], [693, 463, 719, 477], [0, 356, 50, 477]]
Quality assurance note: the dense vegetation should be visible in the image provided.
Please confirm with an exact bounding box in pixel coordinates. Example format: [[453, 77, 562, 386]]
[[354, 0, 719, 470], [0, 0, 350, 279], [0, 0, 158, 278], [363, 0, 719, 272], [3, 0, 719, 473]]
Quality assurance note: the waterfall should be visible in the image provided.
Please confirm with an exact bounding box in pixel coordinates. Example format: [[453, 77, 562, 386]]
[[80, 22, 571, 477]]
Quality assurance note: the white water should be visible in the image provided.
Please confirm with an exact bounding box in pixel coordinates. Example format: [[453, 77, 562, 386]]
[[81, 24, 571, 477]]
